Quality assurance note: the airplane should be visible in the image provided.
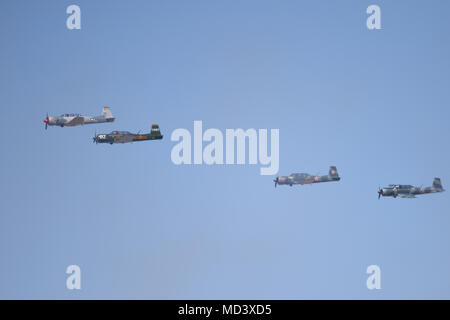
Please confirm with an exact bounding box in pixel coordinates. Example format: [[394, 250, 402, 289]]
[[93, 124, 163, 144], [43, 107, 114, 129], [273, 166, 340, 187], [378, 178, 445, 199]]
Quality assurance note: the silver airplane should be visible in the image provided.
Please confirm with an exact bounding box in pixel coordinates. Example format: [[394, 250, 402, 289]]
[[274, 166, 341, 187], [43, 107, 114, 129], [378, 178, 445, 199]]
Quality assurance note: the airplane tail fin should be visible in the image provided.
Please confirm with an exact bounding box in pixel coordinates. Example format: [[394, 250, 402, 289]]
[[102, 107, 114, 119], [433, 177, 443, 190], [150, 124, 163, 138], [329, 166, 339, 178]]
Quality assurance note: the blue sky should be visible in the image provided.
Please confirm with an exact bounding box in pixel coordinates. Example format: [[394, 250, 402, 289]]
[[1, 0, 450, 299]]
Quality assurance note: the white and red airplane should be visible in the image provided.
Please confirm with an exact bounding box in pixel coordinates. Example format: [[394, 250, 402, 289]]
[[43, 107, 114, 130]]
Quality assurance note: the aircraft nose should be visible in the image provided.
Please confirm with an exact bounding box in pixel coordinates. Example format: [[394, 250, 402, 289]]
[[43, 118, 49, 123]]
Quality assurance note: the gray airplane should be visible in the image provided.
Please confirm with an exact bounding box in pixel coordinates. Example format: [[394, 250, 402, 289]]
[[274, 166, 340, 187], [378, 178, 444, 199], [43, 107, 114, 129]]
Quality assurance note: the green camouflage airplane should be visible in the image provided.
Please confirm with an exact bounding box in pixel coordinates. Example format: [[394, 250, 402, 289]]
[[93, 124, 163, 144]]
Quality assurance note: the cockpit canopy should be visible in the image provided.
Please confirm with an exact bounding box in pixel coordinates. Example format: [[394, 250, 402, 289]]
[[388, 184, 414, 189], [60, 113, 80, 117], [110, 131, 130, 134], [290, 173, 312, 179]]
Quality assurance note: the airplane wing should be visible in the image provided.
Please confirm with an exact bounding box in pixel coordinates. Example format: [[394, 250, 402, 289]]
[[398, 194, 416, 198], [66, 116, 84, 126]]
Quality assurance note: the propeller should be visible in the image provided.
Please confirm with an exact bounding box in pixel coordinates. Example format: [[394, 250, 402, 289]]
[[43, 113, 49, 130], [93, 130, 97, 144], [274, 177, 279, 188], [378, 187, 383, 199]]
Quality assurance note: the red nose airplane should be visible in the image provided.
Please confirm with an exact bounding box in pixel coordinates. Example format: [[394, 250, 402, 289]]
[[43, 107, 114, 129]]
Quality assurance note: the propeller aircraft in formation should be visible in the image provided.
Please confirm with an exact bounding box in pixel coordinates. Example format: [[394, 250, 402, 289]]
[[93, 124, 163, 144], [378, 178, 444, 199], [41, 110, 445, 202], [273, 166, 340, 187], [43, 107, 114, 129]]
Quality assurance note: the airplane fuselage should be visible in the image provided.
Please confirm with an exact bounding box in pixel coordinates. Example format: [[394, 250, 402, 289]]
[[45, 115, 114, 127], [379, 186, 444, 198], [94, 126, 163, 144], [378, 179, 445, 199], [276, 174, 340, 186], [43, 107, 115, 129], [95, 132, 163, 144], [274, 167, 341, 187]]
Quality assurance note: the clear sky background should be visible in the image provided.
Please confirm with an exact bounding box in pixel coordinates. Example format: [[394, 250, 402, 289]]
[[1, 0, 450, 299]]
